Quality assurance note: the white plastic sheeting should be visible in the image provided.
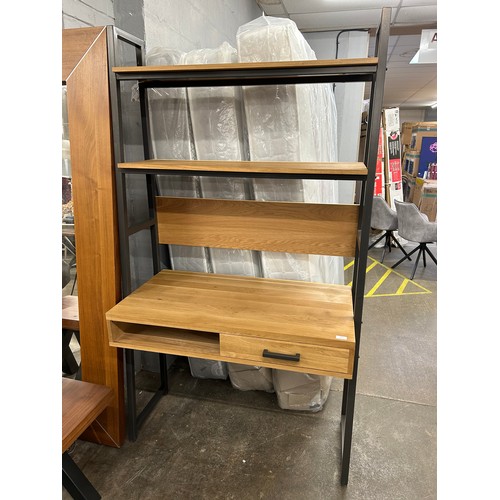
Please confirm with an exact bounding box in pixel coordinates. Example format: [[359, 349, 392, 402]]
[[236, 15, 343, 286], [146, 48, 210, 274], [237, 15, 341, 410], [183, 42, 260, 278], [145, 17, 344, 403]]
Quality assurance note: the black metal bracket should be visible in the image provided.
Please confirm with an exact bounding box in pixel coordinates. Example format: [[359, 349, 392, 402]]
[[62, 451, 101, 500]]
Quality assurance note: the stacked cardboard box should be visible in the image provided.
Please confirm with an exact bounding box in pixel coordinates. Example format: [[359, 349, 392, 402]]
[[412, 178, 437, 221], [400, 121, 419, 152], [381, 108, 404, 208], [404, 122, 437, 180], [401, 122, 437, 217]]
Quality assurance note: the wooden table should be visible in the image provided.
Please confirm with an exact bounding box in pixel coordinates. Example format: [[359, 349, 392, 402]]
[[62, 295, 80, 376], [62, 378, 113, 499]]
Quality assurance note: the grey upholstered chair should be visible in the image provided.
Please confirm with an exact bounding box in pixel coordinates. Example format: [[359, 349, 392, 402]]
[[391, 200, 437, 280], [368, 195, 411, 263]]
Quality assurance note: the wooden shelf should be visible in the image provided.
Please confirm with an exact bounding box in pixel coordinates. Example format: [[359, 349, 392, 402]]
[[113, 57, 378, 75], [112, 58, 378, 87], [106, 270, 355, 378], [118, 159, 368, 178]]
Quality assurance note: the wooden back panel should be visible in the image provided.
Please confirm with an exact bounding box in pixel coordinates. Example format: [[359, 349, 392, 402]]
[[156, 197, 359, 257]]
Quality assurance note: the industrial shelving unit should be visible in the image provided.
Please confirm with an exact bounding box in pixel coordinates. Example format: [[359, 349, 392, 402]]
[[106, 8, 391, 485]]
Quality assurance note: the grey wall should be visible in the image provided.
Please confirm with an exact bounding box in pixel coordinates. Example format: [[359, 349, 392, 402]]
[[304, 30, 369, 204], [62, 0, 115, 28], [144, 0, 262, 52], [62, 0, 144, 39]]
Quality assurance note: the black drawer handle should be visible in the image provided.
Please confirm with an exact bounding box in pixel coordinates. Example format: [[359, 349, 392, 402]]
[[262, 349, 300, 362]]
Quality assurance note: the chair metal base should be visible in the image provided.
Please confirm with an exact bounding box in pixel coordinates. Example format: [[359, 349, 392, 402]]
[[391, 242, 437, 280], [368, 230, 411, 263]]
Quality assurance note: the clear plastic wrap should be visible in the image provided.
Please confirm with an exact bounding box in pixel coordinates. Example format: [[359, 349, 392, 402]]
[[237, 15, 340, 406], [237, 15, 342, 285], [188, 358, 228, 380], [145, 47, 209, 274], [272, 370, 332, 412], [228, 363, 274, 392], [182, 42, 260, 278]]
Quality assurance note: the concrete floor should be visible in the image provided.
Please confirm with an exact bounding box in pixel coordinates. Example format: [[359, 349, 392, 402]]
[[63, 241, 437, 499]]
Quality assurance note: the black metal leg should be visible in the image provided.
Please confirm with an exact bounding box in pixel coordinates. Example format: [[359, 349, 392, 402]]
[[410, 247, 424, 280], [63, 329, 79, 375], [341, 379, 349, 415], [340, 369, 359, 486], [368, 231, 387, 250], [422, 245, 427, 267], [62, 452, 101, 500], [125, 350, 169, 442], [380, 232, 394, 263], [125, 349, 138, 442], [159, 353, 169, 395], [424, 245, 437, 265], [391, 244, 420, 270], [389, 233, 411, 261]]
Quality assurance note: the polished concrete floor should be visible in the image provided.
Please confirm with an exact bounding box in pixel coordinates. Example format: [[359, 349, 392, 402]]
[[63, 241, 437, 499]]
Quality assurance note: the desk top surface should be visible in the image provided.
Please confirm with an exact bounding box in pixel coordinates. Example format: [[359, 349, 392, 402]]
[[106, 270, 355, 348]]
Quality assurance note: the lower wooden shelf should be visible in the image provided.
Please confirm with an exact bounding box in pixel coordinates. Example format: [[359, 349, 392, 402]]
[[106, 269, 355, 379]]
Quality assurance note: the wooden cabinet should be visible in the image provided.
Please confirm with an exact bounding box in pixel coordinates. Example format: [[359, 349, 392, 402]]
[[62, 25, 144, 447], [105, 8, 391, 485]]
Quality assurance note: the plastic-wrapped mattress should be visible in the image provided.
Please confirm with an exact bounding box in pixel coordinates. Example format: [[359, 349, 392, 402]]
[[237, 15, 342, 286], [237, 15, 341, 409], [146, 48, 210, 273], [183, 42, 260, 278]]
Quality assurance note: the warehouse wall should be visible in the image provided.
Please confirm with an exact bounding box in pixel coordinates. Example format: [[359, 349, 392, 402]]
[[144, 0, 262, 52], [304, 30, 369, 204], [62, 0, 115, 28]]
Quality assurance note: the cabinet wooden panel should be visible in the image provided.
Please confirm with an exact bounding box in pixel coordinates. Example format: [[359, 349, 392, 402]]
[[156, 197, 359, 257]]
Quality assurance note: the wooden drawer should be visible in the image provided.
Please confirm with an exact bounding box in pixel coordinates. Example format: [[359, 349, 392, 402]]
[[220, 334, 353, 378]]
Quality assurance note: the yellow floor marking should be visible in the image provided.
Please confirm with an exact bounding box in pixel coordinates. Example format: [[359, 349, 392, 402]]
[[346, 259, 377, 286], [344, 260, 354, 271], [396, 278, 409, 295], [344, 256, 432, 297], [365, 269, 392, 296]]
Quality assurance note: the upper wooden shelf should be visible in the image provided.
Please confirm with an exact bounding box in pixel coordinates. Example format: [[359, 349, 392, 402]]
[[118, 159, 368, 179], [112, 58, 378, 87]]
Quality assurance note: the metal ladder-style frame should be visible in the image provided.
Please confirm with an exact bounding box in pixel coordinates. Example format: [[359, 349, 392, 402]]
[[107, 8, 391, 486]]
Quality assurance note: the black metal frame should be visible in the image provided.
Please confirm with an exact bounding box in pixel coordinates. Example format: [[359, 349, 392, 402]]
[[391, 242, 437, 280], [106, 26, 170, 442], [368, 229, 412, 263], [62, 451, 101, 500], [107, 8, 391, 486]]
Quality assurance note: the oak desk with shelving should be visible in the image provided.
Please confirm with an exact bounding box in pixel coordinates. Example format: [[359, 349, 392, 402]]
[[107, 8, 390, 484]]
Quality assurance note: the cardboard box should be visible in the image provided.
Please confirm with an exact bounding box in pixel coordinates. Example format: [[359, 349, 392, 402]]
[[412, 178, 437, 221], [419, 182, 437, 222], [416, 136, 437, 178], [410, 122, 437, 151], [403, 150, 420, 177], [382, 108, 403, 208], [373, 127, 384, 196], [401, 121, 419, 146], [402, 174, 416, 202], [382, 107, 400, 130]]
